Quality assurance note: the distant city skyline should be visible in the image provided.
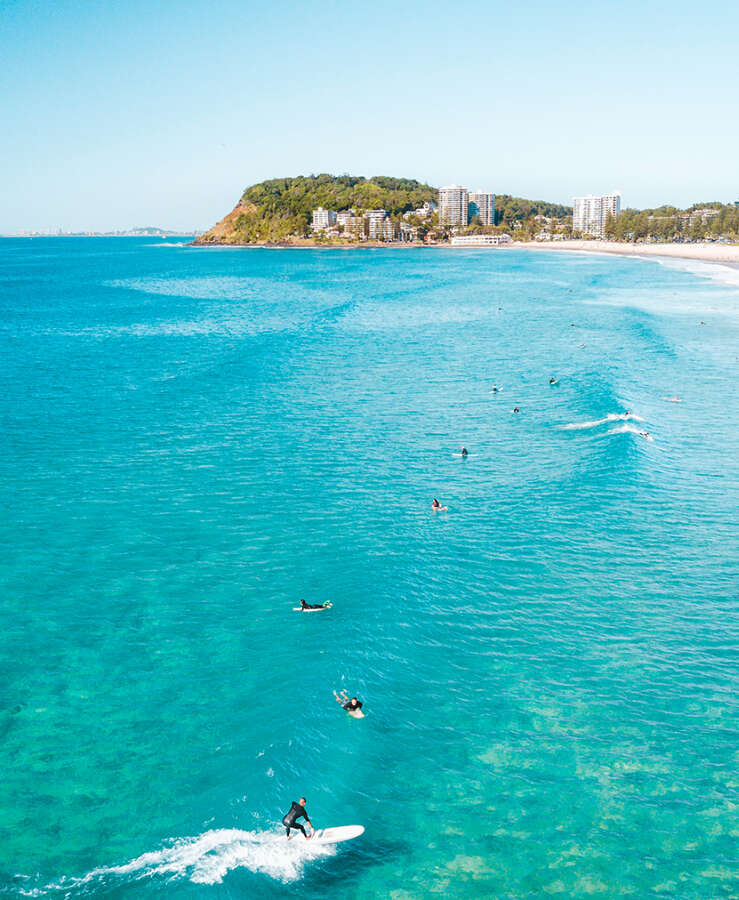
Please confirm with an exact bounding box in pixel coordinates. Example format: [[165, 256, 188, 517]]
[[1, 0, 738, 233]]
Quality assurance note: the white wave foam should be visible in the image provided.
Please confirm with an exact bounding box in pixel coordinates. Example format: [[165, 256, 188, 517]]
[[649, 256, 739, 289], [33, 828, 336, 893], [559, 412, 644, 430], [602, 424, 654, 441]]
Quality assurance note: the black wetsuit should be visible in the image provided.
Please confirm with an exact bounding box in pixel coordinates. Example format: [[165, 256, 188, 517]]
[[342, 700, 363, 712], [301, 600, 326, 610], [282, 801, 310, 837]]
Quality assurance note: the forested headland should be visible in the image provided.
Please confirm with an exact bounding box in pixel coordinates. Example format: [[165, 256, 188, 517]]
[[195, 175, 575, 245], [196, 175, 437, 244]]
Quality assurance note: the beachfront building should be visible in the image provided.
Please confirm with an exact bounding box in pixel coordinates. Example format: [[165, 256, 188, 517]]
[[468, 191, 495, 226], [380, 219, 397, 241], [573, 193, 621, 237], [311, 207, 337, 232], [339, 214, 365, 239], [400, 222, 418, 242], [450, 234, 512, 246], [365, 209, 389, 240], [403, 201, 438, 221], [439, 185, 469, 227], [336, 210, 355, 227]]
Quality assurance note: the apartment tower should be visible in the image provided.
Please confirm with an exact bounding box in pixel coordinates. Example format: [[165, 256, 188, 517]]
[[468, 190, 496, 226], [573, 193, 621, 237], [439, 185, 469, 227]]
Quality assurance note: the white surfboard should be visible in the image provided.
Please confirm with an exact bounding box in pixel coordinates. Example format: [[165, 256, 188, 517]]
[[292, 604, 332, 612], [309, 825, 364, 845]]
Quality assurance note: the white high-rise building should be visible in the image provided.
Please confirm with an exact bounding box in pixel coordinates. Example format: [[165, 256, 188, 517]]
[[365, 209, 388, 240], [311, 207, 337, 232], [439, 185, 469, 227], [573, 193, 621, 237], [468, 190, 496, 226]]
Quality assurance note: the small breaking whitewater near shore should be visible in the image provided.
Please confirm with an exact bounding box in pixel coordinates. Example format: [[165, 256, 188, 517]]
[[18, 829, 337, 895]]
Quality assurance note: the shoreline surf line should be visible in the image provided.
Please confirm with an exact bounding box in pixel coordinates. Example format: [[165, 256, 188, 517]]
[[515, 239, 739, 269]]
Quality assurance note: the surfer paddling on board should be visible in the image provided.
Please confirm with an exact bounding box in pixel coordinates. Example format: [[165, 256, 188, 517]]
[[334, 690, 364, 718], [283, 797, 314, 840], [299, 599, 331, 611]]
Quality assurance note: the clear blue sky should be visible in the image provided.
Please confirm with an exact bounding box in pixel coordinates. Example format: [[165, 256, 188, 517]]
[[1, 0, 737, 232]]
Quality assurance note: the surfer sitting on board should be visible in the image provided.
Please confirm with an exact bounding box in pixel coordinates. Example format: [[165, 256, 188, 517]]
[[283, 797, 313, 839], [460, 447, 468, 457], [334, 690, 364, 717], [300, 599, 330, 611]]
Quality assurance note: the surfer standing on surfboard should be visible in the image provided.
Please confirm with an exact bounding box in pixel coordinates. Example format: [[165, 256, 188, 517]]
[[283, 797, 314, 839]]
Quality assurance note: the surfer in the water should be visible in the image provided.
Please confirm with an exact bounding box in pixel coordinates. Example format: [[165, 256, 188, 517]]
[[461, 447, 468, 457], [549, 377, 556, 384], [334, 690, 363, 717], [432, 498, 448, 511], [283, 797, 313, 839], [300, 599, 330, 610]]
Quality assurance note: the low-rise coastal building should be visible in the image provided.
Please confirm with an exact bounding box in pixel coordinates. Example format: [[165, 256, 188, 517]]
[[573, 193, 621, 237], [688, 208, 720, 224], [400, 222, 418, 242], [450, 234, 512, 246], [341, 215, 365, 238], [380, 219, 397, 241], [336, 210, 356, 227], [403, 201, 438, 221]]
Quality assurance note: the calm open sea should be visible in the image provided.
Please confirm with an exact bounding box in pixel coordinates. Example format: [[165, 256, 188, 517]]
[[1, 238, 737, 898]]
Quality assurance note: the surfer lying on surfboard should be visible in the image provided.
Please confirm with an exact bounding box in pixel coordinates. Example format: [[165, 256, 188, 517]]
[[298, 599, 332, 611], [334, 690, 364, 718]]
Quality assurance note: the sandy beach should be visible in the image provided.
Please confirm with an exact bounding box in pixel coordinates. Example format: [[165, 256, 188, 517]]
[[516, 239, 739, 265]]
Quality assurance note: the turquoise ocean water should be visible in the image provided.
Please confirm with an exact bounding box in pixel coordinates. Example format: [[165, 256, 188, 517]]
[[1, 238, 737, 898]]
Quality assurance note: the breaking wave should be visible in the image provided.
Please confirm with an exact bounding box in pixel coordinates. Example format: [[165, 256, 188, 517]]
[[601, 423, 654, 441], [559, 412, 645, 430], [650, 256, 739, 289], [17, 829, 337, 895]]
